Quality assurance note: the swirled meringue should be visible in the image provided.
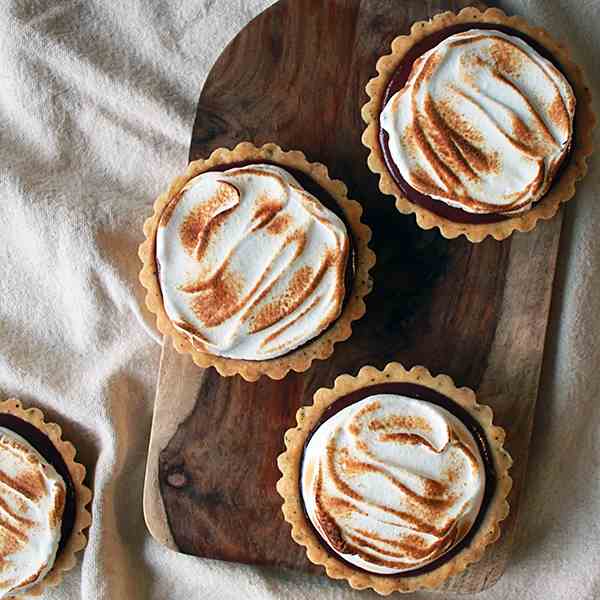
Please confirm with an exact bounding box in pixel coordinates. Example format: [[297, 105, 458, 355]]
[[156, 164, 349, 360], [301, 394, 485, 574], [0, 428, 66, 598], [381, 29, 575, 214]]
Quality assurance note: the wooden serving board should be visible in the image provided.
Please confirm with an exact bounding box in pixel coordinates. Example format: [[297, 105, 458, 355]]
[[144, 0, 564, 593]]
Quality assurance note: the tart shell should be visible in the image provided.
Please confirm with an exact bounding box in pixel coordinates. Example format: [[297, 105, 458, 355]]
[[0, 398, 92, 597], [139, 142, 375, 382], [361, 6, 595, 242], [276, 363, 512, 594]]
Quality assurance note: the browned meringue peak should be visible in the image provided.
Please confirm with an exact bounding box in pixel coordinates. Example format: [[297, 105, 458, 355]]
[[0, 428, 66, 598], [381, 29, 575, 215], [156, 164, 349, 360], [301, 394, 485, 574]]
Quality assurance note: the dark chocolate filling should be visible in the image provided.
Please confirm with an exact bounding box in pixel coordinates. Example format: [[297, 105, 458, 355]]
[[379, 23, 573, 224], [0, 414, 76, 558], [300, 382, 496, 577], [156, 161, 356, 357]]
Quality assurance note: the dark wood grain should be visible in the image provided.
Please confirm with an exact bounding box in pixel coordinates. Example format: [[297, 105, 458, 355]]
[[143, 0, 564, 593]]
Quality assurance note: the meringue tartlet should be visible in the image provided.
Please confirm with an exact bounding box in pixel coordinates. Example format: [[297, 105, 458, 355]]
[[277, 364, 512, 593], [140, 143, 374, 381], [0, 399, 91, 598], [362, 7, 594, 242]]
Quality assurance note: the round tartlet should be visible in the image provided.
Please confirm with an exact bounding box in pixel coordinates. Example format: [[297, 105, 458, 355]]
[[276, 363, 512, 594], [0, 398, 91, 598], [139, 142, 375, 381], [362, 6, 594, 242]]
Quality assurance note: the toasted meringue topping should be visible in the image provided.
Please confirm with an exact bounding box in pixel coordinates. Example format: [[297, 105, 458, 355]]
[[0, 428, 66, 597], [301, 394, 485, 574], [381, 29, 575, 214], [156, 164, 349, 360]]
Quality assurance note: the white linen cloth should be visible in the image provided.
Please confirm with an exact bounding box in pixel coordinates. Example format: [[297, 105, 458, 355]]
[[0, 1, 598, 598]]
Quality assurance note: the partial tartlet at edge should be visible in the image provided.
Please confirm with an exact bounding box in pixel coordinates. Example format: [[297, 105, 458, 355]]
[[276, 363, 512, 594], [139, 142, 375, 382], [0, 398, 92, 597], [361, 6, 595, 242]]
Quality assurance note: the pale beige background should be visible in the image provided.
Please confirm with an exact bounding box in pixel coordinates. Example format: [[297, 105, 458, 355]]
[[0, 1, 598, 598]]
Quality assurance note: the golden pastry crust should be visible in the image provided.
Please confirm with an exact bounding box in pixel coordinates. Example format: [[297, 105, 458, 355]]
[[362, 6, 595, 242], [139, 142, 375, 381], [0, 398, 92, 597], [276, 363, 512, 594]]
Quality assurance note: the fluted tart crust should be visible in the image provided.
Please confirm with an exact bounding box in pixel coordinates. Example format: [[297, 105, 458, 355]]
[[139, 142, 375, 382], [362, 6, 595, 242], [0, 399, 92, 597], [276, 363, 512, 594]]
